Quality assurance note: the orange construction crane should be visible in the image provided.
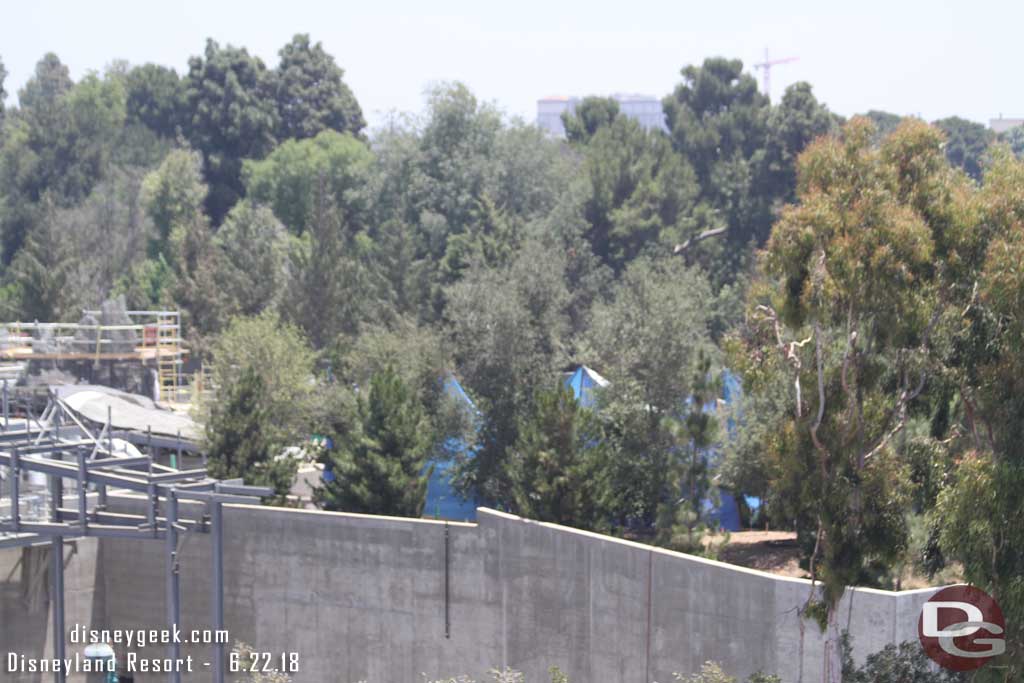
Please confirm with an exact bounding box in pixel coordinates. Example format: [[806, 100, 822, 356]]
[[753, 48, 798, 100]]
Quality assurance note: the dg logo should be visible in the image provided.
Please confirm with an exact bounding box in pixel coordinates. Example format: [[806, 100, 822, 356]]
[[918, 584, 1006, 672]]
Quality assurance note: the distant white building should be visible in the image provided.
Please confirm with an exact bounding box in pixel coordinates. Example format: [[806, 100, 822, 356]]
[[537, 93, 668, 138], [990, 116, 1024, 134]]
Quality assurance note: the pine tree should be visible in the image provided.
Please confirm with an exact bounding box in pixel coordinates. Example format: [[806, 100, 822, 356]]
[[315, 366, 432, 516], [205, 366, 296, 501], [504, 383, 607, 529]]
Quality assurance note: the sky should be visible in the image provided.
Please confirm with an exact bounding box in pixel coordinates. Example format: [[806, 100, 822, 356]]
[[0, 0, 1019, 131]]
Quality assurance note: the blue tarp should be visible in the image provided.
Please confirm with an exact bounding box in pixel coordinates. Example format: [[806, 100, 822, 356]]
[[422, 375, 480, 521], [564, 365, 610, 408], [562, 365, 754, 532]]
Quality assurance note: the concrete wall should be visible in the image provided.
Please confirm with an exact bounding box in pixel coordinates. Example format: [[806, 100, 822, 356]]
[[0, 538, 104, 683], [3, 500, 939, 683]]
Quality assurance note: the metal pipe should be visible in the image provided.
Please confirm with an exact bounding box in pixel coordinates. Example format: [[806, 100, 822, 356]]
[[165, 489, 181, 683], [50, 470, 66, 683], [3, 379, 8, 431], [444, 522, 450, 639], [212, 501, 224, 683], [99, 406, 111, 507], [76, 450, 87, 534], [51, 535, 65, 683], [10, 449, 19, 532]]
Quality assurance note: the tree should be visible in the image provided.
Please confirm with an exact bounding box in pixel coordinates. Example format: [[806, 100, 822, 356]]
[[575, 116, 700, 271], [7, 195, 75, 320], [206, 311, 316, 455], [314, 366, 432, 516], [184, 39, 279, 223], [585, 257, 713, 414], [281, 183, 383, 348], [580, 258, 715, 530], [740, 118, 969, 679], [504, 383, 608, 528], [61, 166, 153, 307], [141, 146, 207, 255], [1001, 124, 1024, 158], [123, 63, 186, 139], [861, 110, 901, 143], [274, 34, 365, 140], [212, 201, 288, 317], [764, 82, 840, 205], [205, 366, 297, 501], [446, 239, 571, 502], [656, 352, 721, 552], [931, 147, 1024, 678], [141, 146, 226, 339], [0, 56, 7, 130], [933, 116, 995, 182], [561, 96, 621, 144], [664, 57, 772, 253], [243, 130, 372, 236], [0, 57, 126, 262]]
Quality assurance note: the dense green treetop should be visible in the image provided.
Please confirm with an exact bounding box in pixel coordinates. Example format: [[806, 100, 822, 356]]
[[933, 115, 995, 181], [123, 63, 186, 139], [275, 33, 365, 140], [561, 96, 621, 144], [243, 129, 372, 235], [184, 39, 280, 223]]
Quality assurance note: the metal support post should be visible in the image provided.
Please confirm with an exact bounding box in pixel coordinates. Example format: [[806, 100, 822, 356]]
[[166, 489, 181, 683], [76, 450, 87, 534], [50, 471, 66, 683], [51, 534, 65, 683], [212, 501, 224, 683], [10, 449, 19, 531]]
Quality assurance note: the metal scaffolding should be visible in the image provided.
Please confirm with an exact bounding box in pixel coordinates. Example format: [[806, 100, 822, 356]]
[[0, 388, 270, 683]]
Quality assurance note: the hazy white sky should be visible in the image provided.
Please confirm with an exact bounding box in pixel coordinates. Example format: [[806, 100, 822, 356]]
[[0, 0, 1018, 130]]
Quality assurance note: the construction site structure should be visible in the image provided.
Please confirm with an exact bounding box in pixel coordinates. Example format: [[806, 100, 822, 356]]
[[0, 387, 270, 683], [0, 309, 200, 407]]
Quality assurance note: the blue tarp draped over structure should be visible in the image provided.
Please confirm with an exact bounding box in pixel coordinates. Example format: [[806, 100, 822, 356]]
[[388, 365, 758, 529], [563, 365, 755, 532], [422, 375, 480, 521], [563, 365, 610, 408]]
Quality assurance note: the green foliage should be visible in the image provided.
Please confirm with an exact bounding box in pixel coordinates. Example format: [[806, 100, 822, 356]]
[[205, 311, 316, 452], [123, 63, 186, 139], [934, 115, 995, 181], [504, 383, 608, 528], [184, 39, 279, 223], [274, 34, 365, 140], [655, 352, 721, 552], [1001, 124, 1024, 158], [280, 186, 384, 347], [243, 129, 371, 235], [671, 661, 779, 683], [211, 200, 288, 318], [840, 634, 965, 683], [562, 96, 621, 144], [142, 146, 207, 255], [314, 365, 432, 516], [664, 57, 771, 258], [585, 257, 713, 413], [0, 56, 126, 264], [446, 238, 571, 502], [577, 117, 700, 271], [204, 365, 297, 501], [8, 196, 74, 320], [861, 110, 902, 143]]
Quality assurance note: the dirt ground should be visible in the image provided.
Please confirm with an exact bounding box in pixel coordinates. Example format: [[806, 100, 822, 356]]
[[703, 530, 961, 588], [703, 530, 809, 578]]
